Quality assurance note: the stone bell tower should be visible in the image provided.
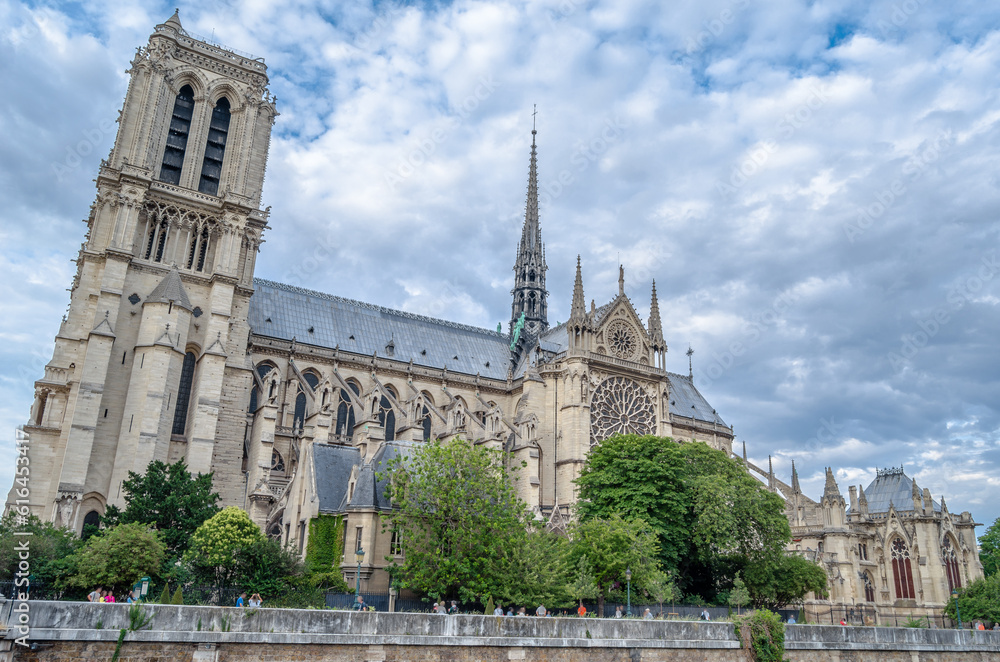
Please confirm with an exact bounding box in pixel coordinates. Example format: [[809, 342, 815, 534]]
[[4, 11, 277, 532]]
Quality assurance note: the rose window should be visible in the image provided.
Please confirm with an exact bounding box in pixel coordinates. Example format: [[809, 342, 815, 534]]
[[589, 376, 655, 445], [606, 320, 639, 360]]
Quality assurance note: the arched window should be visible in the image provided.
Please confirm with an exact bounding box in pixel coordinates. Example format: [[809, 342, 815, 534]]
[[942, 537, 962, 592], [82, 510, 101, 540], [862, 572, 875, 603], [198, 97, 230, 195], [421, 405, 431, 441], [248, 363, 275, 413], [293, 372, 321, 430], [377, 392, 395, 442], [271, 449, 285, 473], [335, 381, 360, 439], [890, 538, 916, 600], [171, 351, 197, 435], [160, 85, 194, 185], [145, 220, 169, 262], [187, 226, 210, 271]]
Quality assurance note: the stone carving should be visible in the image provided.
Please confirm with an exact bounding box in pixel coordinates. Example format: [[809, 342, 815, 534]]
[[590, 376, 655, 445]]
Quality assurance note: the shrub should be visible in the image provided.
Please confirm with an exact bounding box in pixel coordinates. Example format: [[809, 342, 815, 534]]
[[734, 609, 785, 662]]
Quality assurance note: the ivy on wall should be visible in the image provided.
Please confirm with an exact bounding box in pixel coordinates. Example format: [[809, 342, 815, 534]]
[[305, 515, 350, 593]]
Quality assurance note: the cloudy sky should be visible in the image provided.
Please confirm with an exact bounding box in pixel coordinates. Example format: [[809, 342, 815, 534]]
[[2, 0, 999, 536]]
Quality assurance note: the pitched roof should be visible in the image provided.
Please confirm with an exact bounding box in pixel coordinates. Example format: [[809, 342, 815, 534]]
[[852, 467, 940, 514], [666, 372, 728, 427], [147, 267, 192, 310], [313, 444, 361, 514], [250, 279, 511, 379]]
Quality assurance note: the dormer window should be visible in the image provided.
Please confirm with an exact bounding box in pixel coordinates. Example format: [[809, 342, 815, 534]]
[[198, 97, 230, 195]]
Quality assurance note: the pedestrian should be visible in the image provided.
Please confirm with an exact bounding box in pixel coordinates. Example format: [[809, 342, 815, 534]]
[[87, 587, 102, 602], [236, 592, 246, 608], [506, 607, 514, 616], [518, 607, 526, 616], [700, 609, 710, 621], [787, 614, 796, 624], [975, 620, 986, 631], [105, 592, 116, 603], [249, 593, 262, 608], [126, 590, 137, 604], [643, 608, 653, 620], [839, 618, 847, 626], [494, 604, 504, 616], [449, 600, 459, 615], [354, 596, 366, 611], [992, 622, 999, 630], [535, 604, 546, 617], [577, 601, 587, 617], [98, 590, 107, 603], [614, 605, 623, 618]]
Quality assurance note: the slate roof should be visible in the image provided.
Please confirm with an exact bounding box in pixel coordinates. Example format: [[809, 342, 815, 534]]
[[343, 441, 418, 511], [250, 279, 511, 379], [147, 267, 192, 310], [666, 372, 728, 427], [852, 468, 940, 514], [313, 444, 361, 514]]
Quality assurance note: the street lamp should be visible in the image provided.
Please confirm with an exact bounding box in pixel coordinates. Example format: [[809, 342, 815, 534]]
[[952, 589, 962, 630], [355, 547, 365, 605], [625, 567, 632, 618]]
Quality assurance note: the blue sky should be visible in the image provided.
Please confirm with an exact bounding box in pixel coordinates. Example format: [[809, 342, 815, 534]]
[[1, 0, 999, 537]]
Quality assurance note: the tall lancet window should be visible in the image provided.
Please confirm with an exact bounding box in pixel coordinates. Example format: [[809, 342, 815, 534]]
[[160, 85, 195, 185], [187, 226, 210, 271], [890, 538, 916, 600], [378, 390, 396, 441], [293, 372, 320, 431], [171, 351, 197, 435], [335, 381, 360, 439], [198, 97, 231, 196]]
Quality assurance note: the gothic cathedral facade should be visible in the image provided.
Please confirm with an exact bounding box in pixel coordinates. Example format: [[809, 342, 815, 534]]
[[6, 14, 983, 617]]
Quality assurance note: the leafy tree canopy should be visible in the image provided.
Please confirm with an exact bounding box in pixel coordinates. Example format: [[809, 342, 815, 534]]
[[576, 435, 805, 604], [381, 437, 529, 604], [185, 506, 263, 585], [945, 572, 1000, 625], [0, 513, 80, 593], [979, 517, 999, 578], [569, 513, 659, 615], [66, 522, 166, 597], [103, 459, 220, 557], [741, 553, 828, 610]]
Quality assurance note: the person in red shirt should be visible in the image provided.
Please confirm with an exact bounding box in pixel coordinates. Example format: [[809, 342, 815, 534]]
[[577, 601, 587, 617]]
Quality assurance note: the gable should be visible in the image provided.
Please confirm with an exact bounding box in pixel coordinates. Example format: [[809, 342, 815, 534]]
[[592, 296, 651, 363]]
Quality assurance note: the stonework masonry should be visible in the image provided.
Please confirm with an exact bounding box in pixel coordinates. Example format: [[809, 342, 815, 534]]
[[2, 602, 999, 662]]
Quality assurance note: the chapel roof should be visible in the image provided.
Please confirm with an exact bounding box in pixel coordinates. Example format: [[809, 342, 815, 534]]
[[850, 467, 940, 514], [666, 372, 728, 427], [313, 440, 418, 515], [249, 279, 512, 379]]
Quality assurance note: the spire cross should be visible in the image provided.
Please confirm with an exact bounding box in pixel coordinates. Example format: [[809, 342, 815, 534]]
[[532, 104, 537, 131], [686, 345, 694, 377]]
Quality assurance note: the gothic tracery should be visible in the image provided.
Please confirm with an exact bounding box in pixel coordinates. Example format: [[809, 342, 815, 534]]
[[589, 376, 655, 445]]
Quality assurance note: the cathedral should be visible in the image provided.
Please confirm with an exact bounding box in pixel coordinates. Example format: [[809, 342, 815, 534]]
[[5, 13, 983, 615]]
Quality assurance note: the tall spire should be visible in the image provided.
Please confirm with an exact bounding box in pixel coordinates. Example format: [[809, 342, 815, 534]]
[[571, 255, 586, 318], [510, 115, 548, 346], [648, 280, 663, 341], [791, 460, 801, 493], [824, 467, 840, 499]]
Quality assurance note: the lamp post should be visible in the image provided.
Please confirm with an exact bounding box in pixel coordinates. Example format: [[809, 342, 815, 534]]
[[625, 567, 632, 618], [952, 589, 962, 630], [355, 547, 365, 605]]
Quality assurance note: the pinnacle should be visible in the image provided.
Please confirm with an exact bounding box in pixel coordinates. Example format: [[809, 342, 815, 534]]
[[164, 8, 182, 30]]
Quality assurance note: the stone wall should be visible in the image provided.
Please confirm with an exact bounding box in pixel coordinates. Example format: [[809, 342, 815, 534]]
[[2, 601, 998, 662]]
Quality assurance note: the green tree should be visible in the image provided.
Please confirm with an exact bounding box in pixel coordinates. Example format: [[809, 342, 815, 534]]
[[979, 517, 1000, 577], [568, 555, 599, 606], [576, 435, 797, 603], [645, 569, 679, 617], [0, 513, 81, 595], [102, 459, 220, 557], [66, 523, 166, 597], [381, 437, 529, 604], [945, 573, 1000, 626], [741, 553, 828, 610], [185, 507, 263, 587], [729, 572, 751, 614], [570, 513, 659, 616], [509, 526, 573, 607]]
